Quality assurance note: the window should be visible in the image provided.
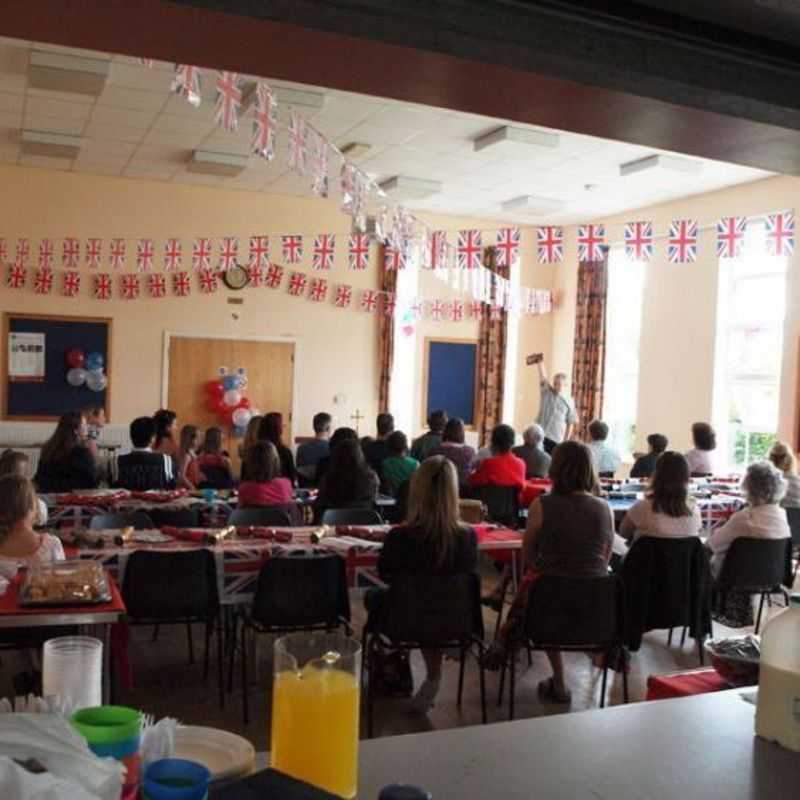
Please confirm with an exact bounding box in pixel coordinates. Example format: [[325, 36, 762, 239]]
[[713, 222, 787, 471], [603, 247, 646, 460]]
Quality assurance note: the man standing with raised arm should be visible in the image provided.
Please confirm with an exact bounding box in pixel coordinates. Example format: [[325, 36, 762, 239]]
[[528, 353, 578, 454]]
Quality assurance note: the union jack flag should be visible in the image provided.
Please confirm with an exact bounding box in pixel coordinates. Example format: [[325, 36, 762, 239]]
[[215, 71, 241, 132], [457, 229, 482, 270], [282, 235, 303, 265], [451, 300, 465, 322], [218, 237, 239, 271], [247, 264, 264, 287], [248, 236, 270, 269], [0, 238, 7, 262], [93, 273, 112, 300], [38, 239, 54, 269], [536, 226, 564, 264], [163, 238, 182, 271], [496, 228, 520, 267], [765, 212, 795, 257], [34, 268, 53, 295], [192, 238, 212, 271], [148, 273, 167, 298], [173, 271, 191, 297], [467, 300, 484, 319], [86, 238, 102, 269], [577, 225, 605, 262], [172, 64, 202, 107], [6, 264, 25, 288], [383, 245, 405, 271], [62, 270, 81, 297], [334, 284, 352, 308], [431, 230, 448, 269], [136, 239, 154, 271], [348, 234, 369, 271], [667, 219, 698, 263], [265, 264, 284, 288], [62, 237, 80, 268], [716, 217, 746, 259], [624, 221, 653, 261], [251, 83, 277, 161], [288, 112, 308, 176], [288, 271, 307, 296], [121, 274, 140, 300], [310, 129, 329, 198], [360, 289, 379, 312], [15, 239, 29, 265], [308, 277, 328, 302], [198, 268, 219, 294], [429, 299, 448, 321], [109, 238, 126, 269], [312, 234, 335, 270]]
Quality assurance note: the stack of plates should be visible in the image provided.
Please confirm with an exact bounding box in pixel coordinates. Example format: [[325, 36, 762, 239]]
[[173, 726, 256, 782]]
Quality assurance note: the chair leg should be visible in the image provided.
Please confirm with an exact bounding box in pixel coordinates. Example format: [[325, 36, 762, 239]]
[[756, 592, 767, 634], [227, 616, 238, 694], [217, 615, 224, 710], [508, 647, 517, 722], [621, 659, 629, 704], [477, 643, 487, 724], [698, 634, 704, 666], [600, 658, 608, 709], [680, 627, 687, 647], [457, 644, 466, 708], [526, 643, 533, 667], [241, 622, 249, 726], [151, 624, 160, 642], [667, 627, 673, 646], [203, 619, 211, 683], [186, 621, 195, 665], [497, 658, 506, 707]]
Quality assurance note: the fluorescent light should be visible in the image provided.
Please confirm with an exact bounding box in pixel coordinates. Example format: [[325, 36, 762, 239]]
[[187, 150, 247, 177], [340, 142, 371, 159], [379, 175, 442, 201], [473, 126, 559, 153], [273, 87, 326, 110], [21, 129, 81, 159], [500, 195, 563, 214], [620, 154, 702, 177], [28, 50, 109, 96]]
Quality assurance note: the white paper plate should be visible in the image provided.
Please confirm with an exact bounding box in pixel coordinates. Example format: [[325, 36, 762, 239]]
[[173, 725, 256, 781]]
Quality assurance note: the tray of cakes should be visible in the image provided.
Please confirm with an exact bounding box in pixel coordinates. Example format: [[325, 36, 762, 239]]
[[19, 561, 111, 606]]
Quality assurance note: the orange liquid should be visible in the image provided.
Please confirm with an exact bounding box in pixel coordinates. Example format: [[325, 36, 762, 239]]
[[271, 666, 360, 798]]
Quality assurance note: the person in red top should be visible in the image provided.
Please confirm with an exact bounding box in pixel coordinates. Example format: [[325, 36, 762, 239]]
[[238, 441, 295, 508], [469, 424, 526, 490]]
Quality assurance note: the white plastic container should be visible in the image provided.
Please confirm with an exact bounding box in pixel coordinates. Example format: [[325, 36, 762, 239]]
[[755, 593, 800, 751], [42, 636, 102, 711]]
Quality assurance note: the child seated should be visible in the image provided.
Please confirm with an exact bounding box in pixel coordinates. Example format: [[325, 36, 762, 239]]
[[83, 405, 106, 459], [197, 427, 235, 490], [176, 424, 203, 490], [381, 431, 420, 494], [110, 417, 176, 491], [0, 450, 48, 526], [238, 442, 295, 507]]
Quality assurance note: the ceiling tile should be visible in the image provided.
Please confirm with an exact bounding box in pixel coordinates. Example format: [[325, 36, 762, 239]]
[[170, 172, 225, 187], [81, 139, 138, 158], [141, 127, 207, 148], [339, 121, 421, 147], [90, 106, 156, 129], [107, 62, 171, 91], [133, 142, 191, 164], [97, 86, 166, 112], [23, 114, 86, 136], [82, 121, 147, 144], [151, 113, 208, 134], [161, 94, 216, 121], [25, 95, 91, 120]]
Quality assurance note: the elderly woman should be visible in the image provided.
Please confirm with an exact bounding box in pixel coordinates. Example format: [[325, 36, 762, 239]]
[[767, 441, 800, 509], [707, 461, 790, 577], [512, 423, 551, 479]]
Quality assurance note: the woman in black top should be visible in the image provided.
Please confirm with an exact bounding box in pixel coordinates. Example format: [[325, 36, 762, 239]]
[[314, 438, 378, 522], [257, 412, 297, 485], [35, 412, 98, 493]]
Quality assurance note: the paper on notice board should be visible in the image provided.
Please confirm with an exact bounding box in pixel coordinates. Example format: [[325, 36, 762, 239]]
[[8, 332, 45, 382]]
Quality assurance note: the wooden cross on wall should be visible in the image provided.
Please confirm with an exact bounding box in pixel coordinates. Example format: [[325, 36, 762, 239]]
[[350, 409, 364, 434]]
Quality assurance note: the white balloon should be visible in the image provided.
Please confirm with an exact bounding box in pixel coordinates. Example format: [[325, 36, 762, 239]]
[[86, 371, 108, 392], [232, 407, 252, 428], [66, 367, 87, 387], [223, 389, 241, 407]]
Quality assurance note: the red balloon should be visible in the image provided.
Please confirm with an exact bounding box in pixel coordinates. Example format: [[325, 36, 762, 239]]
[[206, 397, 225, 414], [237, 397, 251, 409], [205, 380, 225, 398], [66, 348, 85, 368], [218, 409, 234, 427]]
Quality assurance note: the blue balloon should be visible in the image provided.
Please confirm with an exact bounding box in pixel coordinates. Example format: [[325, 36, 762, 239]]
[[232, 425, 247, 438], [222, 374, 238, 391], [86, 351, 104, 371]]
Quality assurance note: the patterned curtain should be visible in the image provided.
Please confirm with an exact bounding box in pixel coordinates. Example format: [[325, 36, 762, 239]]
[[377, 243, 397, 412], [476, 246, 509, 445], [571, 250, 609, 440]]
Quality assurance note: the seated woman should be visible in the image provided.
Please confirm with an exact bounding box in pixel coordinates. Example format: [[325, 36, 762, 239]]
[[258, 413, 298, 486], [685, 422, 716, 477], [34, 412, 98, 493], [767, 441, 800, 509], [619, 452, 702, 543], [237, 415, 263, 480], [368, 457, 478, 712], [314, 438, 378, 522], [314, 427, 358, 484], [238, 441, 295, 508], [152, 409, 179, 459], [381, 431, 420, 495], [196, 427, 235, 490], [0, 450, 48, 525], [468, 424, 526, 490], [175, 424, 202, 490], [629, 433, 668, 480], [429, 417, 476, 487], [586, 419, 621, 478], [707, 461, 790, 578]]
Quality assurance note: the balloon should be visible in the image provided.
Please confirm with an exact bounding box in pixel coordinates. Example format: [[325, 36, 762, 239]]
[[218, 409, 234, 427], [222, 375, 239, 391], [86, 370, 108, 392], [206, 380, 224, 397], [231, 407, 252, 428], [66, 367, 87, 387], [237, 397, 251, 409], [402, 324, 415, 338], [223, 389, 241, 407], [66, 348, 85, 369], [232, 425, 247, 438], [85, 351, 104, 371], [206, 397, 225, 414]]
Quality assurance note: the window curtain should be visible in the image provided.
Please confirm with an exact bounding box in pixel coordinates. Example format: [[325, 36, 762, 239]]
[[377, 243, 397, 413], [571, 250, 609, 441], [476, 246, 509, 445]]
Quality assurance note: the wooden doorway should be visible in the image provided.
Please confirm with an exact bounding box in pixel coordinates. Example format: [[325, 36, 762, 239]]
[[164, 334, 295, 471]]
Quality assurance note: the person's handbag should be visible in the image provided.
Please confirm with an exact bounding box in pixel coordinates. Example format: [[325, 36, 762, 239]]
[[370, 640, 413, 696]]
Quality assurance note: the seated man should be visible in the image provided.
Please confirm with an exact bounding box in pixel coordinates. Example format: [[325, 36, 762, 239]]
[[630, 433, 668, 480], [469, 424, 526, 490], [111, 416, 176, 491], [362, 412, 395, 476], [411, 409, 448, 463], [296, 412, 332, 484], [586, 419, 621, 478], [512, 423, 551, 479]]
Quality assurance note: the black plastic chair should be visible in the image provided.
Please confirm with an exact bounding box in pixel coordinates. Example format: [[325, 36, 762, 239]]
[[146, 508, 200, 528], [365, 572, 486, 737], [384, 480, 410, 525], [121, 549, 223, 707], [89, 512, 155, 530], [320, 508, 383, 526], [785, 507, 800, 581], [227, 507, 293, 527], [231, 554, 351, 724], [501, 574, 628, 719], [198, 465, 236, 490], [714, 537, 791, 633], [470, 485, 520, 528]]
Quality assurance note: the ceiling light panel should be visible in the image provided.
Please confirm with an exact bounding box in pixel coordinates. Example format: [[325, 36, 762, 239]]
[[500, 194, 564, 215], [379, 175, 442, 201], [619, 153, 702, 177], [21, 129, 81, 159], [473, 126, 560, 154], [187, 149, 247, 177], [28, 49, 109, 96]]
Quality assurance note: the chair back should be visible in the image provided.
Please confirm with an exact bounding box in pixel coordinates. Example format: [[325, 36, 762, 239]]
[[785, 507, 800, 548], [252, 554, 350, 630], [147, 508, 200, 528], [198, 465, 235, 490], [89, 511, 155, 530], [228, 507, 293, 527], [122, 549, 218, 621], [320, 508, 383, 526], [116, 462, 171, 492], [471, 485, 519, 528], [715, 537, 790, 592], [382, 572, 484, 645]]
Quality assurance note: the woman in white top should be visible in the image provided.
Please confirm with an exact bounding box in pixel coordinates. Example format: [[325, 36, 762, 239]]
[[767, 441, 800, 509], [684, 422, 716, 477], [620, 451, 702, 543], [707, 461, 790, 577]]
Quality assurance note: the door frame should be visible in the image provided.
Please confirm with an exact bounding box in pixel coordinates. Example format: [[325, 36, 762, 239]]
[[161, 330, 300, 433]]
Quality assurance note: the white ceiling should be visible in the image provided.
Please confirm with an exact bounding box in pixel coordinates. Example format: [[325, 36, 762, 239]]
[[0, 36, 773, 224]]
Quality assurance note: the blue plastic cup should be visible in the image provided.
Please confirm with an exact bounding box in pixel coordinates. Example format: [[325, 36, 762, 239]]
[[142, 758, 211, 800], [202, 488, 216, 503]]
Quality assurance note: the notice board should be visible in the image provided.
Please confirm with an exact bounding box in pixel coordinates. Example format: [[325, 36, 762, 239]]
[[424, 338, 478, 426]]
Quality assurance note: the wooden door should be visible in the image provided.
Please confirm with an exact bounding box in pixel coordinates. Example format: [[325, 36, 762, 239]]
[[166, 336, 294, 471]]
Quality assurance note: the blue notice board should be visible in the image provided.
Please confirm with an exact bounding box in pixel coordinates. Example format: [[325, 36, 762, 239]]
[[426, 339, 478, 425]]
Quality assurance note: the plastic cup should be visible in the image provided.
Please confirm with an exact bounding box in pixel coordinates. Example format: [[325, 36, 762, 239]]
[[202, 488, 216, 503], [143, 758, 211, 800], [43, 636, 102, 711]]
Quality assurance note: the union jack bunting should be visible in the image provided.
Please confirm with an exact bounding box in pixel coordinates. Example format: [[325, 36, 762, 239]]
[[109, 238, 126, 269], [282, 235, 303, 265], [381, 292, 396, 318], [429, 299, 448, 321], [495, 228, 520, 267], [360, 289, 379, 312], [716, 217, 747, 259], [431, 230, 448, 269], [467, 300, 484, 319], [136, 239, 155, 271], [765, 212, 795, 257], [312, 234, 335, 270], [252, 83, 277, 161], [62, 237, 80, 268], [139, 57, 154, 68], [34, 268, 53, 295], [265, 264, 284, 289], [383, 245, 405, 271], [192, 238, 212, 271], [93, 273, 112, 300], [38, 239, 54, 269], [0, 238, 7, 262], [218, 237, 239, 271], [85, 238, 102, 269], [198, 268, 219, 294], [624, 221, 653, 261], [288, 112, 308, 176], [308, 277, 328, 302], [6, 264, 25, 288], [15, 238, 29, 265], [409, 298, 425, 320], [288, 271, 307, 297], [667, 219, 698, 263], [62, 270, 81, 297], [247, 264, 264, 287], [148, 273, 167, 298], [172, 64, 202, 107], [215, 71, 241, 132], [536, 226, 564, 264], [348, 234, 369, 271], [451, 300, 465, 322], [248, 236, 270, 269], [121, 274, 140, 300], [163, 238, 182, 271], [310, 128, 329, 198], [173, 271, 191, 297], [577, 225, 605, 262], [340, 163, 367, 231], [334, 284, 352, 308], [457, 229, 482, 270]]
